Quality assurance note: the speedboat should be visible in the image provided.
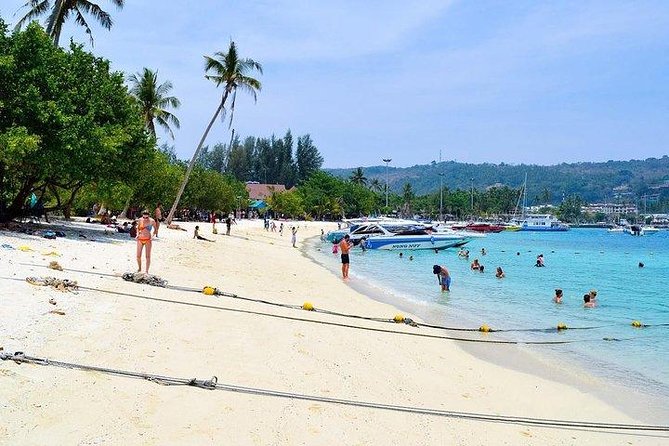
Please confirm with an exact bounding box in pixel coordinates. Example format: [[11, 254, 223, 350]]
[[451, 222, 505, 233], [344, 222, 470, 250], [624, 225, 659, 236]]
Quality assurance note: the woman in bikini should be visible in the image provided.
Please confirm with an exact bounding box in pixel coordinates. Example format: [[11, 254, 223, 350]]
[[136, 210, 156, 273]]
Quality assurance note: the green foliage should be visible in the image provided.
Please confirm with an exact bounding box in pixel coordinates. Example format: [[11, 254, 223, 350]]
[[327, 157, 669, 206], [127, 67, 180, 139], [0, 22, 153, 221], [267, 190, 304, 218], [557, 194, 584, 223], [15, 0, 126, 46], [349, 167, 367, 186]]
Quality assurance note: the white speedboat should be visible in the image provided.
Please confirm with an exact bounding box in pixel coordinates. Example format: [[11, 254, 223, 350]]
[[346, 222, 470, 251]]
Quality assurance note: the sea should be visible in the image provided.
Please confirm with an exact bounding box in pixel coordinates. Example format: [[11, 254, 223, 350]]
[[308, 228, 669, 414]]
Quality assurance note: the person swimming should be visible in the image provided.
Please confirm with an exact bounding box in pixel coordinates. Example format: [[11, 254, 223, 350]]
[[553, 289, 563, 304], [583, 294, 596, 308], [470, 259, 481, 270], [495, 267, 505, 278]]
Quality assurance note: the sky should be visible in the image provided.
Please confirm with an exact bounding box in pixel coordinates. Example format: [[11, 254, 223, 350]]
[[2, 0, 669, 168]]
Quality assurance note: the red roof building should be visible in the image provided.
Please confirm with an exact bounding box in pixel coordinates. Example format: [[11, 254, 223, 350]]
[[245, 183, 287, 200]]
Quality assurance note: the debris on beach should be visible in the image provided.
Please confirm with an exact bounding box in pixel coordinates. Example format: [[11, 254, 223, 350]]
[[48, 310, 66, 316], [26, 276, 78, 292], [18, 246, 34, 252], [48, 261, 63, 271], [122, 272, 168, 287], [42, 251, 61, 257], [48, 298, 57, 305], [1, 243, 14, 250]]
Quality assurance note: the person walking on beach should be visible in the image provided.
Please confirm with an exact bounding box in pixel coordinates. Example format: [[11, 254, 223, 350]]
[[432, 264, 451, 292], [291, 226, 298, 248], [339, 234, 352, 279], [154, 203, 162, 237], [225, 215, 232, 236], [136, 210, 156, 273]]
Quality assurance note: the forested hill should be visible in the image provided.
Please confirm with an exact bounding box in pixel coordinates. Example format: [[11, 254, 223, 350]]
[[326, 156, 669, 203]]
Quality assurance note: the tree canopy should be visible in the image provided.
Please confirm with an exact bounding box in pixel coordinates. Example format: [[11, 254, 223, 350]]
[[0, 21, 153, 221]]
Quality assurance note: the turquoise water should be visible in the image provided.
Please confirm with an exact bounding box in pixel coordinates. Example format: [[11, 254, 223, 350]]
[[313, 229, 669, 398]]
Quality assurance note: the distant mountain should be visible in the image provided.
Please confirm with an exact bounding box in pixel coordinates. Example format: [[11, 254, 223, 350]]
[[326, 156, 669, 204]]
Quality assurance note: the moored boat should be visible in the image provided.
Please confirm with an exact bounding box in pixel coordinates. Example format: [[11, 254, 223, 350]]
[[511, 214, 569, 231]]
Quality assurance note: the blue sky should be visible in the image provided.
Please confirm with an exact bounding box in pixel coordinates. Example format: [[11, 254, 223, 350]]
[[2, 0, 669, 168]]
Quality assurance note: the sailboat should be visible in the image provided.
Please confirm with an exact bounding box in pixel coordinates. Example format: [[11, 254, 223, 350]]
[[510, 174, 569, 231]]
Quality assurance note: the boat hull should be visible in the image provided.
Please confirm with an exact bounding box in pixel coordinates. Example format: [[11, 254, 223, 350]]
[[364, 235, 469, 251]]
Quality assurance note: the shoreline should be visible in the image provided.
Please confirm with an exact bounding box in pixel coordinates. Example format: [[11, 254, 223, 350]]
[[1, 219, 667, 444], [303, 235, 669, 425]]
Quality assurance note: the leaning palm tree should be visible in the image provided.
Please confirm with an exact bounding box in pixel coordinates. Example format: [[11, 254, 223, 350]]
[[165, 41, 262, 224], [350, 167, 367, 186], [127, 68, 181, 140], [15, 0, 125, 46]]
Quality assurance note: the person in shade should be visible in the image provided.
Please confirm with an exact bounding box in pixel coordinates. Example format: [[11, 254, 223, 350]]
[[433, 264, 451, 292]]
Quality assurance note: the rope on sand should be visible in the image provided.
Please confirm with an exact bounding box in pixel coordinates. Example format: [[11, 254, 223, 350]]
[[2, 351, 668, 433]]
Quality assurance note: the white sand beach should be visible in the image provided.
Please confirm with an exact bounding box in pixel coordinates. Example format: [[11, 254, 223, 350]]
[[0, 219, 666, 445]]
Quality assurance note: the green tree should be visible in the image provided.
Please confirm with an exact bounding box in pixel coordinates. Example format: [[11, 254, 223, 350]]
[[402, 183, 414, 214], [267, 190, 304, 218], [166, 41, 262, 224], [369, 178, 383, 194], [127, 68, 180, 140], [557, 194, 584, 223], [349, 167, 367, 186], [0, 22, 152, 221], [15, 0, 125, 46], [295, 134, 323, 183]]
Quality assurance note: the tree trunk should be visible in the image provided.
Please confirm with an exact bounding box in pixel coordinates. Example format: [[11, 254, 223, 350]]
[[166, 91, 229, 225]]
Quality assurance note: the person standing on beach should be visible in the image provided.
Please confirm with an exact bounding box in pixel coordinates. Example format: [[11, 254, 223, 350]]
[[291, 226, 298, 248], [339, 234, 352, 279], [136, 210, 156, 273], [432, 264, 451, 292], [154, 203, 162, 237], [225, 215, 232, 236]]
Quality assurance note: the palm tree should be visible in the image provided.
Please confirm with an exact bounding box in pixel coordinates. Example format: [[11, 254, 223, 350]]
[[15, 0, 125, 46], [165, 41, 262, 224], [350, 167, 367, 186], [127, 68, 181, 140], [369, 178, 383, 193]]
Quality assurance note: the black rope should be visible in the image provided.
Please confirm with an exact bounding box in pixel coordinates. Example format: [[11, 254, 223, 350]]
[[14, 265, 669, 334], [2, 351, 667, 433], [73, 283, 649, 346]]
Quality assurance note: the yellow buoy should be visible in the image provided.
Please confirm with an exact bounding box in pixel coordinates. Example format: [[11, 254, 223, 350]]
[[302, 302, 314, 311], [202, 286, 216, 295], [479, 324, 491, 333], [631, 320, 643, 328], [557, 323, 568, 330], [393, 314, 405, 323]]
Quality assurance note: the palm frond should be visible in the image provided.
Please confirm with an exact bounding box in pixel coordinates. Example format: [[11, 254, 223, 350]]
[[72, 7, 94, 45], [14, 0, 50, 31], [77, 0, 113, 29]]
